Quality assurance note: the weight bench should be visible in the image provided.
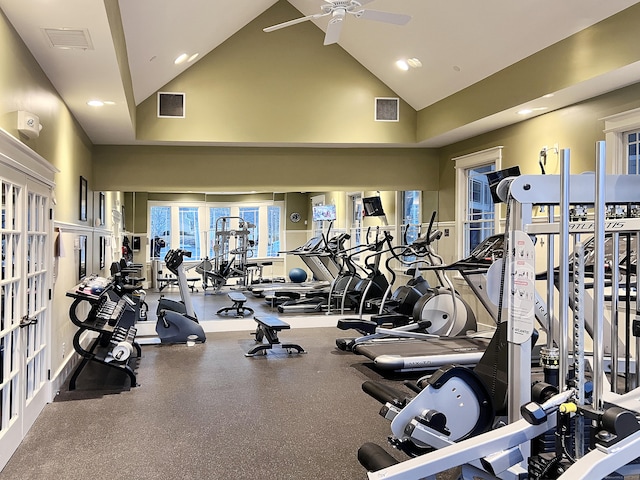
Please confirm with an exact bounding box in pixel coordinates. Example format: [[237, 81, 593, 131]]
[[217, 291, 254, 317], [245, 315, 306, 357]]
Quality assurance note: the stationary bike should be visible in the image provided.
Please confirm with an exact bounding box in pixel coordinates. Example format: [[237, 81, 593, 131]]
[[155, 249, 206, 344]]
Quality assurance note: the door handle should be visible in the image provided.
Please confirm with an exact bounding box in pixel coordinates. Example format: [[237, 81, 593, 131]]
[[20, 315, 38, 328]]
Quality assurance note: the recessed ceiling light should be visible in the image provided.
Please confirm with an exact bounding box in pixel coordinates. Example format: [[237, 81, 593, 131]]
[[87, 100, 104, 107], [395, 59, 409, 71], [174, 53, 188, 65], [188, 53, 199, 62], [103, 101, 115, 105], [542, 93, 554, 98], [407, 58, 422, 68]]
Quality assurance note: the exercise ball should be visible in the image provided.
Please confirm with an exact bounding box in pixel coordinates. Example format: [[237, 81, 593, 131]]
[[289, 268, 308, 283]]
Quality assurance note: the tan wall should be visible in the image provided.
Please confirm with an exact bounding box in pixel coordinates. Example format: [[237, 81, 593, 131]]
[[92, 145, 439, 192], [285, 193, 311, 231]]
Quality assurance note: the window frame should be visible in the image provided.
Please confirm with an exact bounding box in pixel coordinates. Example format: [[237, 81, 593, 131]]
[[454, 146, 503, 259], [603, 107, 640, 174], [626, 130, 640, 174], [148, 199, 283, 261]]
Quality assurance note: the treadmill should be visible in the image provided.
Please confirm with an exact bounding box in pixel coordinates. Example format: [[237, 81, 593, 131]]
[[355, 335, 492, 371], [249, 236, 334, 297], [351, 234, 524, 372], [252, 233, 350, 312]]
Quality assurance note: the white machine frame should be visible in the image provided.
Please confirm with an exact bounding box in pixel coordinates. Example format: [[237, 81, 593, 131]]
[[366, 142, 640, 479]]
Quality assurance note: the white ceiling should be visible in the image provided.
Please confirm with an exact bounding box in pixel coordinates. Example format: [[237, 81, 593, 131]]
[[1, 0, 639, 146]]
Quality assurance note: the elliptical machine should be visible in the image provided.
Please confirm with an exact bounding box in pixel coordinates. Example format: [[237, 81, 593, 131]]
[[155, 249, 206, 344], [336, 211, 477, 351]]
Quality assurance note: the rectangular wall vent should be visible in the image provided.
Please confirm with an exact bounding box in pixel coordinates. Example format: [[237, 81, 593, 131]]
[[42, 28, 93, 50], [158, 92, 186, 118], [375, 97, 399, 122]]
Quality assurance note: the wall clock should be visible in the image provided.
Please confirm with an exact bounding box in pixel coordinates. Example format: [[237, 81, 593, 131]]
[[290, 212, 301, 223]]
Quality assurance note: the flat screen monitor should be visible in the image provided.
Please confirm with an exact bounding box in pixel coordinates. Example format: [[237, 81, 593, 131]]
[[362, 196, 385, 217], [313, 204, 337, 222], [486, 166, 521, 203]]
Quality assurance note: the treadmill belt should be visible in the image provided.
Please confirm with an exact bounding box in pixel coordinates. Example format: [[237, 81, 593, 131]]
[[353, 336, 491, 372]]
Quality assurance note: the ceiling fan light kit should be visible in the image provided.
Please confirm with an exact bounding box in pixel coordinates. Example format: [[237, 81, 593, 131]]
[[263, 0, 411, 46]]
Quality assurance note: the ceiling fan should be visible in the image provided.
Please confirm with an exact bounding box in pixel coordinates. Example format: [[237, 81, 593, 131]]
[[263, 0, 411, 46]]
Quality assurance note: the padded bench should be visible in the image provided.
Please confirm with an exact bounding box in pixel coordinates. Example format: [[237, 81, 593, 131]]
[[217, 291, 254, 317], [245, 315, 306, 357]]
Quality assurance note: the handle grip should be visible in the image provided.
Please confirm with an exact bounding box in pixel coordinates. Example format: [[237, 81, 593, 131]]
[[357, 442, 398, 472], [362, 380, 409, 407]]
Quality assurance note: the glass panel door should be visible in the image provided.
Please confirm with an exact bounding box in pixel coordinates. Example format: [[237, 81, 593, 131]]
[[0, 173, 23, 466], [0, 170, 51, 469], [22, 179, 50, 431]]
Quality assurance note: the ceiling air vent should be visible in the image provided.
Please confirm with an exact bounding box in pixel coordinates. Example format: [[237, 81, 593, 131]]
[[158, 92, 185, 118], [375, 97, 399, 122], [42, 28, 93, 50]]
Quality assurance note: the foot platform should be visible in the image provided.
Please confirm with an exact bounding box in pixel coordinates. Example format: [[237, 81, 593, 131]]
[[246, 315, 306, 357], [217, 291, 254, 317]]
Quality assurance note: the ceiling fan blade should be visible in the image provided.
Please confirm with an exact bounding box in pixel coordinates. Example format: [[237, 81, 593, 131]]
[[355, 0, 375, 5], [324, 16, 344, 45], [355, 9, 411, 25], [263, 14, 323, 33]]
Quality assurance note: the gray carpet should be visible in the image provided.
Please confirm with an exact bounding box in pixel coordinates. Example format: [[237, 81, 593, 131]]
[[2, 327, 432, 480]]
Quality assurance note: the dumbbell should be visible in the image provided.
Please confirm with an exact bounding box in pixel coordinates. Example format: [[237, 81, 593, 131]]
[[111, 341, 133, 362]]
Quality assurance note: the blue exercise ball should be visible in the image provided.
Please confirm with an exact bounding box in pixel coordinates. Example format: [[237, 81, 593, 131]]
[[289, 268, 307, 283]]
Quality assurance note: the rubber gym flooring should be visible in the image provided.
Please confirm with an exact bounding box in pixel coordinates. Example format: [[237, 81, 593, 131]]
[[2, 286, 462, 480]]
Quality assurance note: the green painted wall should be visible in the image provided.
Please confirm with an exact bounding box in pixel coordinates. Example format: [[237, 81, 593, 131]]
[[285, 192, 311, 231], [135, 1, 416, 145], [92, 144, 439, 192]]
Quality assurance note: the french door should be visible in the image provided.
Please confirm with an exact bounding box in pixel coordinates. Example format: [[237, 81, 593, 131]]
[[0, 155, 53, 469]]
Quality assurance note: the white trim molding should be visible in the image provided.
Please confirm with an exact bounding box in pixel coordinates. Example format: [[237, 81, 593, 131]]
[[0, 128, 59, 186], [601, 107, 640, 175]]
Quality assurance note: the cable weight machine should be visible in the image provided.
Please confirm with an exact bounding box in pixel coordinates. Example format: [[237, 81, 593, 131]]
[[197, 216, 255, 292], [360, 143, 640, 480]]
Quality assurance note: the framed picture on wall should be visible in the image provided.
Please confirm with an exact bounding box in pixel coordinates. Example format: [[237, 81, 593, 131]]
[[79, 176, 88, 221], [78, 235, 87, 280], [99, 192, 105, 227], [99, 236, 105, 270]]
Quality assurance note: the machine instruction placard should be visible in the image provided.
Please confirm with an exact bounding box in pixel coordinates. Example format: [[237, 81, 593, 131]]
[[507, 230, 536, 344]]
